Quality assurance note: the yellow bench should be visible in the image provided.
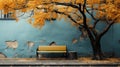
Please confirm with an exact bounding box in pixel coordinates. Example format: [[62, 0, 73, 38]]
[[36, 46, 67, 59]]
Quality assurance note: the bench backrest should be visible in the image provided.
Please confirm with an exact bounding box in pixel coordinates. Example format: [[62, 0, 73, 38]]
[[38, 46, 66, 51]]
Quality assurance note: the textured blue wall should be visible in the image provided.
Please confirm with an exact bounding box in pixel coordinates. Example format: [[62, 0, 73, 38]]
[[0, 18, 120, 58]]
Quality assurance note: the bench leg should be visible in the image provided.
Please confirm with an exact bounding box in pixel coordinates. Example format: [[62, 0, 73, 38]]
[[37, 53, 44, 60], [36, 52, 39, 60], [63, 53, 67, 59]]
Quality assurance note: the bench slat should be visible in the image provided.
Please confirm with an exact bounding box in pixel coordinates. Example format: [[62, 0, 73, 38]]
[[38, 46, 66, 51], [37, 51, 66, 53]]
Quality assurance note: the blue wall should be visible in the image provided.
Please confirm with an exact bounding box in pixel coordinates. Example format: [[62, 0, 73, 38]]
[[0, 18, 120, 58]]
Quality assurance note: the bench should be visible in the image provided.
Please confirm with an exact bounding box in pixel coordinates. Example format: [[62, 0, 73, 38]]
[[36, 46, 67, 59]]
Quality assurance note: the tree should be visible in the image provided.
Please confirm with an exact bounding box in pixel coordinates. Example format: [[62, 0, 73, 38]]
[[0, 0, 120, 60]]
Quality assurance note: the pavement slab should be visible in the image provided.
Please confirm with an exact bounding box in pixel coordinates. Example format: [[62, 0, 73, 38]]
[[0, 58, 119, 67]]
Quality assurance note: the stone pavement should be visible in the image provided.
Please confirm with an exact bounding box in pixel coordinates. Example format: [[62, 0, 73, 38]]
[[0, 58, 120, 67]]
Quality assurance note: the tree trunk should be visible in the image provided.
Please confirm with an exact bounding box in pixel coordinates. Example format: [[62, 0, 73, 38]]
[[91, 37, 104, 60], [78, 3, 104, 60]]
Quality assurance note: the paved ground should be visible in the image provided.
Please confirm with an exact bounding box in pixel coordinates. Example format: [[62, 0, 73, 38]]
[[0, 58, 119, 67]]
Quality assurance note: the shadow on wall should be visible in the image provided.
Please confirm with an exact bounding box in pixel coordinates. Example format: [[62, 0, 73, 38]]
[[0, 52, 7, 58]]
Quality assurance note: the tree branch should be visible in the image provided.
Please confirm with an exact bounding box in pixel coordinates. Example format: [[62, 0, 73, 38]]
[[78, 0, 95, 41]]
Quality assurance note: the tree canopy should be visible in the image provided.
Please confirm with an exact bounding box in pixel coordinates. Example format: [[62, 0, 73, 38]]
[[0, 0, 120, 28]]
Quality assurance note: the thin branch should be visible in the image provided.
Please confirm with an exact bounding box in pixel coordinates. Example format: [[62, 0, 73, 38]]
[[43, 2, 79, 9], [91, 19, 100, 37], [93, 19, 100, 28], [3, 3, 28, 10], [99, 21, 114, 37], [14, 0, 28, 6], [51, 2, 79, 9], [91, 28, 98, 37], [86, 8, 97, 20], [83, 0, 86, 12], [53, 10, 83, 27], [74, 12, 82, 19], [99, 17, 118, 37], [36, 5, 83, 27], [25, 10, 34, 18], [17, 12, 25, 17]]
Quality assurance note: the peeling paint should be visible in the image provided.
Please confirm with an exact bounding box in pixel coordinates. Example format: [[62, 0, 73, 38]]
[[5, 40, 18, 50], [72, 38, 78, 44], [27, 41, 34, 49]]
